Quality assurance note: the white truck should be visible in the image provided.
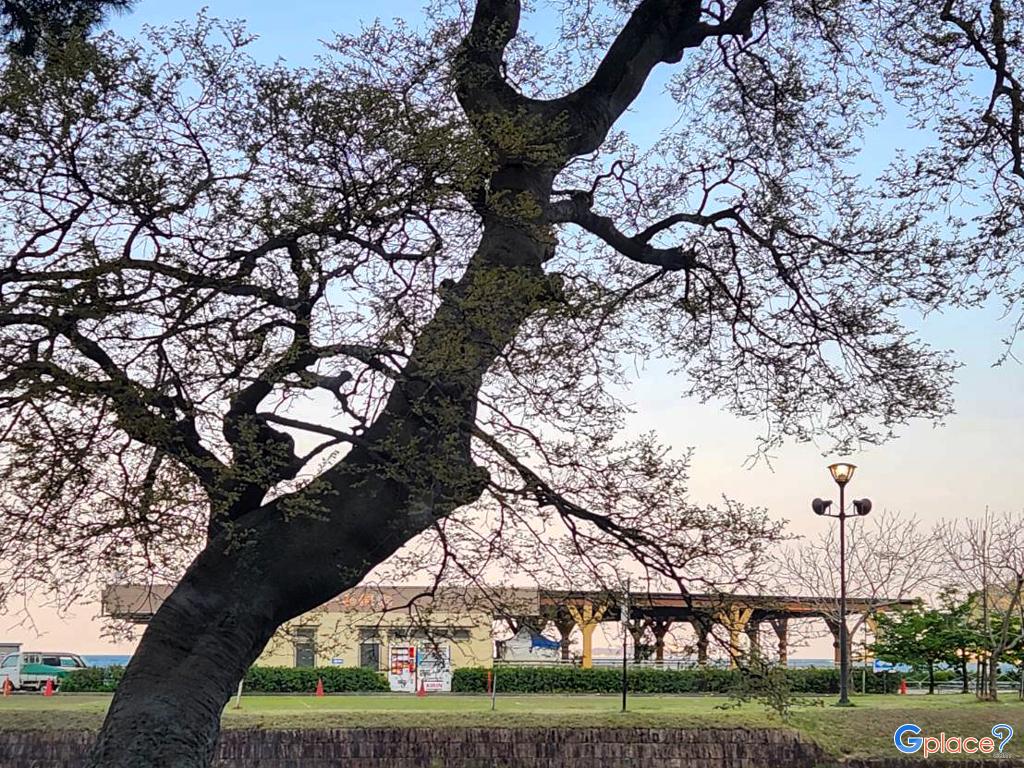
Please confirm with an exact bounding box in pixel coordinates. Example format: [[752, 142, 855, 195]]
[[0, 650, 88, 690]]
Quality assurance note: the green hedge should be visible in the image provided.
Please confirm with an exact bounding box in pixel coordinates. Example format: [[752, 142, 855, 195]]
[[453, 666, 902, 695], [242, 666, 388, 693], [59, 663, 921, 695], [59, 666, 125, 692], [60, 665, 387, 693]]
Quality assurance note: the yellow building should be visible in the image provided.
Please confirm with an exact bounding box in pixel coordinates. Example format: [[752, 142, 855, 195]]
[[101, 584, 539, 673], [254, 586, 496, 672]]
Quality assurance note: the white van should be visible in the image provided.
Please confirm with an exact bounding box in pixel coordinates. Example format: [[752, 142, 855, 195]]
[[0, 651, 87, 690]]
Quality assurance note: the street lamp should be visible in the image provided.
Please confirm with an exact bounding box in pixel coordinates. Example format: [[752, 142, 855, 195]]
[[812, 462, 872, 707]]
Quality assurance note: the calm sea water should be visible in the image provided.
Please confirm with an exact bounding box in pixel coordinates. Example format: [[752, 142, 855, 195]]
[[83, 655, 132, 667]]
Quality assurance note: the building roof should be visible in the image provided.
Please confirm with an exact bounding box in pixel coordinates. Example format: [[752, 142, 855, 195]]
[[101, 583, 912, 625]]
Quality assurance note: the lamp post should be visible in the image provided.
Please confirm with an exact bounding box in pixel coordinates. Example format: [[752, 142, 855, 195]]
[[812, 462, 872, 707], [621, 576, 630, 713]]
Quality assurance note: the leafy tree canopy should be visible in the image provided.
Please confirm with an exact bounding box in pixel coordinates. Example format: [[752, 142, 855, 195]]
[[1, 0, 132, 56]]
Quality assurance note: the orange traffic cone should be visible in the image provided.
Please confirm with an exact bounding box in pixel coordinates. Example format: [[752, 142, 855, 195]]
[[2, 678, 12, 697], [417, 679, 427, 698], [899, 678, 908, 695], [42, 678, 54, 697], [314, 678, 324, 697]]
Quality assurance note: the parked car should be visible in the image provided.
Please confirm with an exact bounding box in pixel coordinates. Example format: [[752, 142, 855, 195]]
[[0, 651, 87, 690]]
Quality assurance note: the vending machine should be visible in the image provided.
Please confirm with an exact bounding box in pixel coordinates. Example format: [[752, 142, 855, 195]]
[[416, 644, 452, 693], [387, 645, 417, 693]]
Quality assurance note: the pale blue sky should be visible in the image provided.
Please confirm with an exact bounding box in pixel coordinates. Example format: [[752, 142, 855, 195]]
[[7, 1, 1023, 654]]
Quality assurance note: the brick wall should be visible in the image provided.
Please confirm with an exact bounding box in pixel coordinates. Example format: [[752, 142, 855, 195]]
[[1, 728, 1021, 768]]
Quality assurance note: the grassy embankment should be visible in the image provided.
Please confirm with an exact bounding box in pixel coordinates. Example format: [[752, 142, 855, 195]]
[[1, 693, 1021, 759]]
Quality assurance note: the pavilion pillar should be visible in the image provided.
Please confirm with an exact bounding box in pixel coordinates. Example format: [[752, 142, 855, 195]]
[[627, 618, 651, 662], [824, 618, 850, 666], [769, 617, 789, 666], [689, 614, 713, 666], [717, 604, 754, 668], [860, 614, 878, 668], [745, 621, 761, 662], [553, 615, 576, 662], [567, 602, 607, 669], [864, 614, 878, 651], [651, 619, 672, 663]]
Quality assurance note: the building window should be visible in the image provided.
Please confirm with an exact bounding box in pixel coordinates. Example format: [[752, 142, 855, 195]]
[[359, 642, 381, 670], [293, 627, 316, 668]]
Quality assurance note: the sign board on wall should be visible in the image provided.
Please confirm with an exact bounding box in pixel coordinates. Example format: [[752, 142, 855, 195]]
[[388, 645, 417, 693], [330, 658, 344, 666]]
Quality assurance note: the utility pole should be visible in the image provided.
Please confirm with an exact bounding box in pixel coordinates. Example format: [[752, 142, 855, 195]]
[[861, 620, 868, 695]]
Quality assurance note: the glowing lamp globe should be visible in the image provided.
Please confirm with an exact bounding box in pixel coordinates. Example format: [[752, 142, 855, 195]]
[[828, 462, 856, 486]]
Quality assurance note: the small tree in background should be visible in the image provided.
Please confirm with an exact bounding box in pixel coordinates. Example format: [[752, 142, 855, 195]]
[[936, 590, 985, 695], [719, 659, 823, 722], [782, 511, 941, 664], [871, 597, 975, 695], [939, 512, 1024, 700]]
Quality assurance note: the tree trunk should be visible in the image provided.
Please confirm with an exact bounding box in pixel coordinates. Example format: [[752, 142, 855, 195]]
[[960, 652, 969, 695], [927, 661, 934, 695], [989, 653, 1000, 701], [85, 449, 429, 767], [86, 166, 558, 766]]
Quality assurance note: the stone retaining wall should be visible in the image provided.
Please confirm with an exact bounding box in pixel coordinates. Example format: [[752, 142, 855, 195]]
[[1, 728, 1021, 768]]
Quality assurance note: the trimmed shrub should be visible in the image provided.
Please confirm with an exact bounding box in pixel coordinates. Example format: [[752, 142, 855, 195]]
[[453, 665, 719, 694], [58, 665, 386, 693], [242, 666, 388, 693], [786, 667, 838, 694], [454, 665, 899, 695], [59, 665, 125, 692], [58, 662, 906, 695]]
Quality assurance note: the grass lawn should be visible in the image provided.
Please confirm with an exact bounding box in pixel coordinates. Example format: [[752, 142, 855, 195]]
[[1, 693, 1022, 758]]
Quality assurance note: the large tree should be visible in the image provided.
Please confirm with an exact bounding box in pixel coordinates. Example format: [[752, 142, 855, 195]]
[[1, 0, 1017, 764], [1, 0, 132, 55]]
